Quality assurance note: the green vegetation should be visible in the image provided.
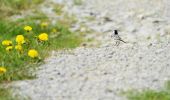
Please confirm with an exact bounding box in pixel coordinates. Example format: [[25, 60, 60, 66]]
[[0, 15, 82, 83], [0, 0, 44, 19], [0, 1, 84, 99], [0, 87, 18, 100], [52, 3, 64, 15], [73, 0, 83, 5], [0, 0, 83, 84], [124, 81, 170, 100], [58, 14, 78, 28]]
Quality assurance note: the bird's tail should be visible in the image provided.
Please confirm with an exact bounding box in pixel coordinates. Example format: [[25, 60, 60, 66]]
[[119, 39, 126, 43]]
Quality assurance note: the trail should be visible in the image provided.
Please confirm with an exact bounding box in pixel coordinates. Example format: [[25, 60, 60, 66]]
[[13, 0, 170, 100]]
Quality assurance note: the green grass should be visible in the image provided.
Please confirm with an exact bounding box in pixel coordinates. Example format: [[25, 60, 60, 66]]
[[124, 81, 170, 100], [0, 0, 44, 19], [0, 1, 83, 99], [73, 0, 83, 5], [57, 14, 78, 28], [52, 3, 64, 15], [0, 86, 26, 100], [0, 14, 82, 83], [0, 87, 17, 100]]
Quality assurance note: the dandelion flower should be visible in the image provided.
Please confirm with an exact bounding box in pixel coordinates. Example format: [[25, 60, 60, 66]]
[[38, 33, 48, 41], [41, 22, 48, 28], [52, 29, 57, 33], [0, 67, 6, 74], [28, 49, 38, 58], [16, 35, 25, 44], [24, 26, 32, 32], [2, 40, 12, 46], [15, 45, 22, 51], [6, 46, 13, 51]]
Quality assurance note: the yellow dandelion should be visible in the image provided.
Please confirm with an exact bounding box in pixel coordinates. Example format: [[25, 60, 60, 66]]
[[24, 26, 32, 32], [38, 33, 48, 41], [52, 28, 57, 33], [41, 22, 48, 28], [28, 49, 38, 58], [6, 46, 13, 51], [15, 45, 22, 51], [2, 40, 12, 46], [16, 35, 25, 44], [0, 67, 7, 74]]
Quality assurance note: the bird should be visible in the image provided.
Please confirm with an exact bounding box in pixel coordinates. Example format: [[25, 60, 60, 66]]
[[111, 30, 126, 46]]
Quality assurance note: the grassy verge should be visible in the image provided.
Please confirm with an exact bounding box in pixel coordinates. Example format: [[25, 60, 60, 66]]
[[0, 13, 82, 83], [124, 81, 170, 100], [0, 15, 82, 100], [0, 87, 17, 100], [0, 0, 44, 19], [73, 0, 83, 5], [52, 3, 64, 15], [0, 1, 84, 99]]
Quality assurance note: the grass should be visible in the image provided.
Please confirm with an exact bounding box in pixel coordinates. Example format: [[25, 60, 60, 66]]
[[73, 0, 83, 5], [0, 16, 82, 99], [52, 3, 64, 15], [0, 14, 82, 100], [0, 0, 44, 19], [0, 86, 26, 100], [0, 1, 84, 99], [58, 14, 78, 28], [124, 81, 170, 100], [0, 87, 17, 100], [0, 13, 83, 83]]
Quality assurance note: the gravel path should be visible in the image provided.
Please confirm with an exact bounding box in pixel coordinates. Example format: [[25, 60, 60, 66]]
[[13, 0, 170, 100]]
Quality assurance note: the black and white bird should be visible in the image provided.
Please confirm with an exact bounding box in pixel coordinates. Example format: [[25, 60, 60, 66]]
[[111, 30, 126, 46]]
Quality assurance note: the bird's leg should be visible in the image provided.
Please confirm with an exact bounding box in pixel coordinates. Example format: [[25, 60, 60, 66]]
[[115, 41, 120, 46]]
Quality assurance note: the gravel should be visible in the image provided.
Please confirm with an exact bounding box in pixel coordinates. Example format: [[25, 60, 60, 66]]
[[13, 0, 170, 100]]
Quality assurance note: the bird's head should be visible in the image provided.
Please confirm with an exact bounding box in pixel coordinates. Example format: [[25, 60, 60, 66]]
[[114, 30, 118, 35]]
